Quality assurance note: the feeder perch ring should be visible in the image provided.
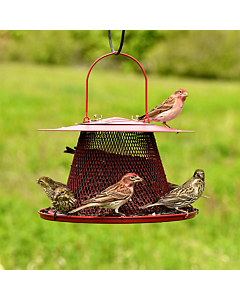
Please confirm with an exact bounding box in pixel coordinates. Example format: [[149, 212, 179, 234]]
[[39, 207, 199, 224]]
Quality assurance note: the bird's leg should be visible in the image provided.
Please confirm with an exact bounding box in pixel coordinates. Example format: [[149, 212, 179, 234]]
[[53, 209, 57, 221], [162, 122, 172, 129], [115, 208, 126, 218], [175, 207, 188, 219], [189, 205, 194, 211]]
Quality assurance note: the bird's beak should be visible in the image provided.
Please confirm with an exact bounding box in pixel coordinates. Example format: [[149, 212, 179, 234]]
[[36, 179, 40, 184], [134, 176, 144, 184], [183, 91, 188, 97], [55, 192, 60, 198]]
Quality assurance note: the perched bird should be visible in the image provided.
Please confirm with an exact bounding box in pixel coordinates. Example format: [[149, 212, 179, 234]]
[[68, 173, 144, 217], [139, 89, 188, 128], [168, 169, 209, 198], [51, 186, 78, 220], [140, 177, 205, 218], [37, 176, 66, 200], [64, 146, 76, 154]]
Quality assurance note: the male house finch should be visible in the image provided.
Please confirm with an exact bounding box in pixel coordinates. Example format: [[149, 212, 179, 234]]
[[68, 173, 144, 217], [139, 89, 188, 128], [140, 177, 205, 218], [37, 176, 66, 200], [51, 186, 78, 220], [168, 169, 209, 198]]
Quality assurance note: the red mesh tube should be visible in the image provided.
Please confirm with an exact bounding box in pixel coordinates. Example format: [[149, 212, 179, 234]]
[[66, 131, 170, 216]]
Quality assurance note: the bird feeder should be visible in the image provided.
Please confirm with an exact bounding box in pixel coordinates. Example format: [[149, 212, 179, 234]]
[[38, 32, 198, 224]]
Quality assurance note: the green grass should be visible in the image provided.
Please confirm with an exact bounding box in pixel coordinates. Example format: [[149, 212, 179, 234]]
[[0, 62, 240, 270]]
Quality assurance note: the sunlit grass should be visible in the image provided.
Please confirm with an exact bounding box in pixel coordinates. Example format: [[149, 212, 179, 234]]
[[0, 63, 240, 269]]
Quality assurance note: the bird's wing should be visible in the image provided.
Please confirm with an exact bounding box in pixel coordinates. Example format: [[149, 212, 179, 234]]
[[146, 95, 176, 118], [160, 187, 195, 204], [82, 184, 132, 204]]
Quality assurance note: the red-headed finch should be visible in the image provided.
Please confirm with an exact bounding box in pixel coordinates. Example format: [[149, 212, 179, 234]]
[[140, 177, 205, 218], [37, 176, 66, 200], [168, 169, 209, 198], [51, 186, 78, 220], [139, 89, 188, 128], [68, 173, 144, 217]]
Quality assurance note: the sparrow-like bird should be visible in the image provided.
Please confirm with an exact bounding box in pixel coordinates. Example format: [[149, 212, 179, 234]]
[[168, 169, 209, 198], [68, 173, 144, 217], [37, 176, 66, 200], [51, 186, 78, 220], [139, 89, 188, 128], [140, 177, 205, 218], [64, 146, 76, 154]]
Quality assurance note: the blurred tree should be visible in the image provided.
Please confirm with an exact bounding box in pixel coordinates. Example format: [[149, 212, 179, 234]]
[[1, 30, 240, 79], [145, 30, 240, 79]]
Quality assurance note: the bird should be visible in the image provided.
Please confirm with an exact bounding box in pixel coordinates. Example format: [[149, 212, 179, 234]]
[[139, 89, 188, 128], [168, 169, 209, 198], [51, 186, 78, 220], [64, 146, 76, 154], [139, 177, 205, 218], [37, 176, 66, 200], [68, 173, 144, 217]]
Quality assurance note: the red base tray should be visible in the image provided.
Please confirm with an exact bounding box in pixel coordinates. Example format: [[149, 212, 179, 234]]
[[38, 208, 199, 224]]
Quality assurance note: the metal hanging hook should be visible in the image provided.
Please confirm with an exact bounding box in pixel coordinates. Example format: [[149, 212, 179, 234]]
[[108, 30, 125, 55]]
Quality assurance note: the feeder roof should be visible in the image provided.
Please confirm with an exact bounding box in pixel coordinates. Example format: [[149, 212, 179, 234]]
[[38, 117, 195, 133]]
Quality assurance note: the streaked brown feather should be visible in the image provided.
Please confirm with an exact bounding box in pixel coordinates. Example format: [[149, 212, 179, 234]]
[[140, 95, 176, 119], [82, 184, 132, 205]]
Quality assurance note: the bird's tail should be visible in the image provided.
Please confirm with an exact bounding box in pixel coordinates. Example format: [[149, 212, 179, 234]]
[[64, 146, 76, 154], [138, 114, 145, 121], [139, 202, 159, 209], [68, 203, 97, 214]]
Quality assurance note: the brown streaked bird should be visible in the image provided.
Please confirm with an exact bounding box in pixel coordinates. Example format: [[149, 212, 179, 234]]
[[68, 173, 144, 217], [139, 89, 188, 128], [37, 176, 66, 200], [51, 186, 78, 220], [64, 146, 76, 154], [140, 177, 205, 218], [168, 169, 209, 198]]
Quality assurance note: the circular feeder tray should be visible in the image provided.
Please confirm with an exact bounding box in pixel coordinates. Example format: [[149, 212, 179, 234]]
[[38, 207, 199, 224]]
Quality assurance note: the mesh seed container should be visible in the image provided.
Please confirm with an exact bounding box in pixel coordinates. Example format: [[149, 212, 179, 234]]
[[38, 52, 198, 224]]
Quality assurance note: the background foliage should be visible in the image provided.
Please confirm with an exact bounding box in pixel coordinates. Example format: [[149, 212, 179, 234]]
[[0, 30, 240, 270], [1, 30, 240, 79]]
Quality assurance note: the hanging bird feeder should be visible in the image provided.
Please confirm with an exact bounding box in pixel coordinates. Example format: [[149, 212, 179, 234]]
[[38, 31, 198, 224]]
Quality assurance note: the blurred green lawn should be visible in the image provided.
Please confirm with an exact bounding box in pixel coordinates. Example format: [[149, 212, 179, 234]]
[[0, 62, 240, 270]]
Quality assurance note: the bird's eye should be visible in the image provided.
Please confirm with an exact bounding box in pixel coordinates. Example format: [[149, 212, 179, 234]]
[[61, 190, 66, 195], [179, 90, 182, 94], [130, 176, 135, 180]]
